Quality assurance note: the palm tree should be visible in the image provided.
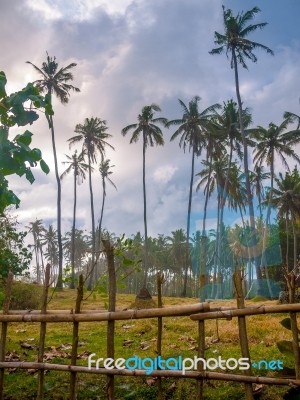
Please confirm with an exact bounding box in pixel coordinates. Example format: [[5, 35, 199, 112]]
[[68, 117, 114, 289], [196, 155, 230, 298], [268, 168, 300, 270], [252, 120, 300, 287], [41, 224, 58, 283], [166, 96, 220, 296], [210, 6, 273, 294], [27, 219, 46, 283], [216, 100, 252, 218], [122, 104, 167, 288], [249, 165, 271, 219], [98, 159, 117, 248], [27, 53, 80, 288], [252, 120, 300, 222], [60, 150, 89, 288], [62, 229, 90, 276]]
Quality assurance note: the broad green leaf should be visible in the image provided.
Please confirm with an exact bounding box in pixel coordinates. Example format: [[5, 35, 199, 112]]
[[31, 148, 42, 161], [25, 169, 35, 184], [40, 159, 50, 174], [13, 110, 39, 126], [15, 130, 33, 146]]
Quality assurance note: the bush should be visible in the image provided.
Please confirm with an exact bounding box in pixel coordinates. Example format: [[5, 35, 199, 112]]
[[0, 281, 42, 310]]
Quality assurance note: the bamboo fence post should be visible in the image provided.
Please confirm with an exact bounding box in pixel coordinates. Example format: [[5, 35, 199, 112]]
[[196, 258, 206, 400], [233, 269, 253, 400], [103, 239, 116, 400], [156, 272, 165, 400], [70, 274, 84, 399], [286, 271, 300, 379], [37, 264, 50, 400], [0, 272, 13, 400]]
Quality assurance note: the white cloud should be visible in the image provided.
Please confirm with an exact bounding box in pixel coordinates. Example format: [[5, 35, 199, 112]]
[[153, 165, 177, 184]]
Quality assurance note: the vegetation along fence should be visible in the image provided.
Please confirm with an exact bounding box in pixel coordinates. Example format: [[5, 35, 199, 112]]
[[1, 250, 300, 399]]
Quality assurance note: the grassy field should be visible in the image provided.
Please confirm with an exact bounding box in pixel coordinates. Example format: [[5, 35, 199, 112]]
[[1, 290, 298, 399]]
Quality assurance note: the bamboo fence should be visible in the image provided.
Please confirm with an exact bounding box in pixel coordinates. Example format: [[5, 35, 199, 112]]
[[1, 268, 300, 399]]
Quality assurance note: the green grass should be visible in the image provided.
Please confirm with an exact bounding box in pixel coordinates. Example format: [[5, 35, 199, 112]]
[[1, 291, 298, 399]]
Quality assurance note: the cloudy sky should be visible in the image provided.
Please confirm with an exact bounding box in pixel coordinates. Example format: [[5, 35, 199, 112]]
[[2, 0, 300, 239]]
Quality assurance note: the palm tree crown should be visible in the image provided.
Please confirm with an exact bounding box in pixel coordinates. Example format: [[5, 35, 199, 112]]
[[122, 104, 167, 146], [27, 52, 80, 102], [69, 117, 114, 159], [210, 6, 274, 69]]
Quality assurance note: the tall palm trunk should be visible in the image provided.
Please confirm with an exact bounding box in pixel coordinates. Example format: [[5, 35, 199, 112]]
[[232, 50, 263, 294], [200, 152, 213, 301], [98, 176, 106, 247], [260, 153, 274, 298], [49, 114, 63, 289], [182, 148, 195, 297], [286, 213, 290, 271], [142, 131, 149, 287], [33, 232, 40, 283], [71, 169, 77, 289], [87, 152, 96, 290], [217, 141, 234, 298]]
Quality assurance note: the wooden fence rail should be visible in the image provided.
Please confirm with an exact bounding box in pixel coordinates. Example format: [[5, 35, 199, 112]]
[[1, 269, 300, 399]]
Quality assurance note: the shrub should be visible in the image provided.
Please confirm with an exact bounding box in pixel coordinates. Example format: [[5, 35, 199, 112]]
[[0, 281, 42, 310]]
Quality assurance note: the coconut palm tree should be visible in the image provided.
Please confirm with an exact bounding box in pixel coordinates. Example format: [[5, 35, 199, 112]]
[[41, 224, 58, 283], [196, 155, 229, 298], [252, 120, 300, 223], [216, 100, 252, 219], [268, 168, 300, 270], [68, 117, 114, 289], [122, 104, 167, 288], [27, 219, 46, 283], [98, 158, 117, 248], [166, 96, 220, 296], [60, 150, 89, 288], [249, 165, 271, 219], [62, 229, 90, 276], [27, 53, 80, 288], [210, 6, 273, 295], [252, 120, 300, 291]]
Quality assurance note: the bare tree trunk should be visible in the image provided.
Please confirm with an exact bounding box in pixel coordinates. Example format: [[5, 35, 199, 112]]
[[37, 264, 50, 399], [232, 50, 262, 295], [70, 274, 84, 399], [103, 240, 116, 400], [88, 152, 96, 290], [156, 272, 164, 400], [0, 272, 13, 400], [71, 170, 77, 289], [233, 269, 254, 400], [183, 149, 195, 297], [49, 114, 63, 289], [142, 131, 149, 288]]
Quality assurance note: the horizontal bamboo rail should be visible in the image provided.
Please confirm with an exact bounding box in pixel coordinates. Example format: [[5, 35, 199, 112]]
[[0, 362, 298, 386], [0, 309, 106, 315], [0, 306, 234, 316], [190, 303, 300, 321], [0, 303, 210, 323]]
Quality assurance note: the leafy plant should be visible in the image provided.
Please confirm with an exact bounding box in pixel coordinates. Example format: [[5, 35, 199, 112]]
[[0, 214, 32, 277], [0, 70, 52, 214], [277, 317, 299, 360]]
